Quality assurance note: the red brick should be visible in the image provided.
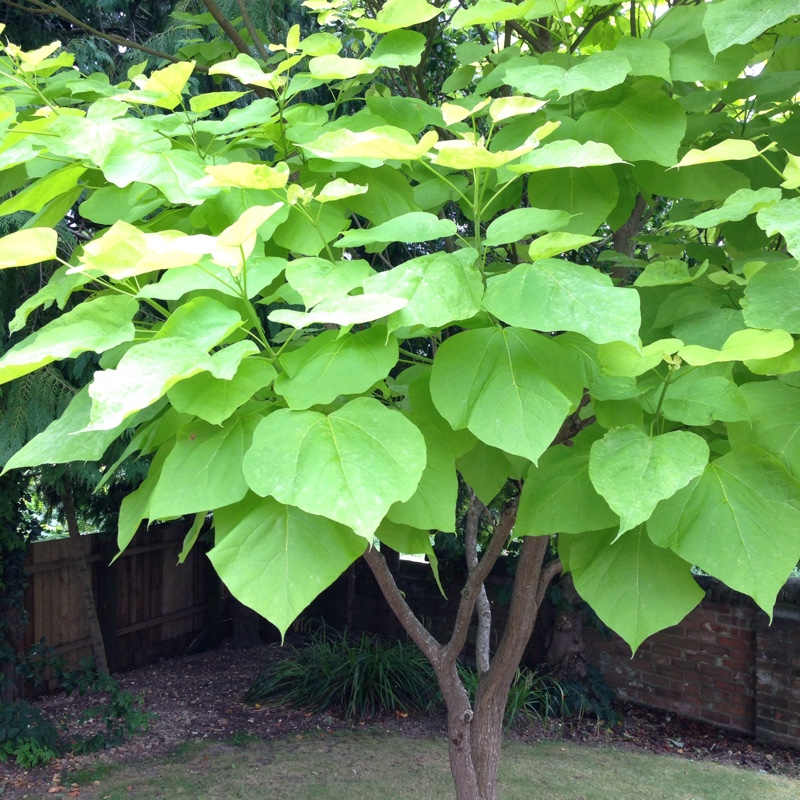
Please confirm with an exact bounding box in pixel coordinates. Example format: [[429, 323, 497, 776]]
[[702, 710, 732, 726]]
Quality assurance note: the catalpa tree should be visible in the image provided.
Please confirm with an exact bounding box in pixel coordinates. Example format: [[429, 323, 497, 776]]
[[2, 1, 800, 798]]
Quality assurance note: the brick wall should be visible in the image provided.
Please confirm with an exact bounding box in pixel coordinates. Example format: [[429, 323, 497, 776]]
[[584, 596, 758, 734], [755, 604, 800, 747], [583, 578, 800, 748]]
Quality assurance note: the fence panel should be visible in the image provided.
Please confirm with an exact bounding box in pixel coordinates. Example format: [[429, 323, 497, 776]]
[[21, 523, 219, 692]]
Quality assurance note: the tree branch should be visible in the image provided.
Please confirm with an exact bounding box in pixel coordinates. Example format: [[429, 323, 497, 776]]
[[569, 5, 621, 53], [235, 0, 271, 62], [477, 534, 549, 699], [536, 557, 563, 609], [362, 546, 444, 664], [443, 500, 517, 664], [0, 0, 210, 71], [200, 0, 267, 97], [464, 491, 492, 676]]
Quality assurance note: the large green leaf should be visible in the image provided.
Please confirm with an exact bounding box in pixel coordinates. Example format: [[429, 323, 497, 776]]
[[387, 422, 457, 532], [153, 296, 243, 351], [678, 328, 794, 366], [167, 358, 276, 426], [85, 338, 236, 431], [139, 257, 285, 301], [741, 261, 800, 332], [0, 228, 58, 269], [484, 260, 641, 346], [149, 409, 262, 519], [76, 221, 214, 279], [301, 126, 438, 166], [574, 91, 686, 167], [677, 188, 781, 229], [598, 339, 683, 377], [525, 167, 619, 235], [648, 447, 800, 614], [728, 382, 800, 477], [612, 36, 671, 81], [0, 164, 86, 214], [362, 249, 483, 334], [704, 0, 799, 55], [2, 388, 163, 473], [336, 212, 456, 249], [503, 55, 631, 98], [642, 371, 749, 426], [242, 398, 426, 538], [456, 440, 514, 505], [285, 258, 373, 307], [118, 442, 172, 551], [0, 295, 137, 385], [674, 139, 763, 168], [633, 260, 705, 287], [102, 149, 216, 205], [527, 232, 600, 260], [359, 0, 442, 33], [430, 327, 583, 464], [80, 183, 164, 225], [450, 0, 556, 28], [672, 307, 745, 350], [756, 198, 800, 259], [561, 527, 704, 653], [210, 494, 366, 637], [483, 208, 571, 246], [518, 428, 619, 536], [268, 293, 408, 329], [509, 140, 627, 174], [375, 519, 442, 594], [589, 427, 709, 536], [274, 327, 398, 409]]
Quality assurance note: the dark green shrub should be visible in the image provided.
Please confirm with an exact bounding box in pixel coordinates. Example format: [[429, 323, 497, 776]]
[[244, 625, 440, 719], [14, 641, 152, 758], [0, 699, 58, 767]]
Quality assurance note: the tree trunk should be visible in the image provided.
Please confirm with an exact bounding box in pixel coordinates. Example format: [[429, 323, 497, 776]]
[[61, 478, 109, 676], [363, 501, 563, 800]]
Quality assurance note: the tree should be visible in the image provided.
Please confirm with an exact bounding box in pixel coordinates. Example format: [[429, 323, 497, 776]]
[[2, 1, 800, 798]]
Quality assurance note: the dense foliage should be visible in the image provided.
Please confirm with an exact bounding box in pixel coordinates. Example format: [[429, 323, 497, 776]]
[[1, 1, 799, 796]]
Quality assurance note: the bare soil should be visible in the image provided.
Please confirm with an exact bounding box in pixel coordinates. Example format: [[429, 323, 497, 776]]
[[1, 641, 798, 799]]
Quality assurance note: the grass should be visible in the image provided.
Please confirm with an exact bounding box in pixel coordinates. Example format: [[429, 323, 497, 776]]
[[69, 730, 799, 800]]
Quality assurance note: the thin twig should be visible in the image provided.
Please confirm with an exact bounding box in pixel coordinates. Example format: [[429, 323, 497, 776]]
[[235, 0, 271, 62]]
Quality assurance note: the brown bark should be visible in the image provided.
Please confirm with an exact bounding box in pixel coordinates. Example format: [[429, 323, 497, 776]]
[[464, 493, 491, 676], [472, 535, 551, 799], [364, 501, 563, 800], [61, 478, 109, 676], [611, 193, 649, 282]]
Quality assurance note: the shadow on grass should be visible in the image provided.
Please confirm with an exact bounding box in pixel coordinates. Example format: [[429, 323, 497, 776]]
[[71, 730, 799, 800]]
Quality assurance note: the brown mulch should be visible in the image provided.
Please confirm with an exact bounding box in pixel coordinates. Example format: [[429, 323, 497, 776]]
[[1, 641, 798, 798]]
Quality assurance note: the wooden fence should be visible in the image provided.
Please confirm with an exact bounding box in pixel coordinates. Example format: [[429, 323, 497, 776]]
[[20, 523, 221, 691]]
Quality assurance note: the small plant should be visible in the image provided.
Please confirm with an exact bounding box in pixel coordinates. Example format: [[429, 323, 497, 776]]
[[62, 661, 152, 752], [244, 624, 440, 720], [0, 699, 58, 767], [15, 639, 153, 757]]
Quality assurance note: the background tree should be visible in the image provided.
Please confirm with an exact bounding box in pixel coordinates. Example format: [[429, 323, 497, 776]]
[[2, 1, 800, 799]]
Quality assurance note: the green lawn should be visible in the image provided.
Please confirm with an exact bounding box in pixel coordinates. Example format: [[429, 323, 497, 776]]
[[70, 730, 799, 800]]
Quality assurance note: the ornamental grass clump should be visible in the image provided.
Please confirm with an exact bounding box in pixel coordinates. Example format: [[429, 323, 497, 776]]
[[244, 625, 440, 720]]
